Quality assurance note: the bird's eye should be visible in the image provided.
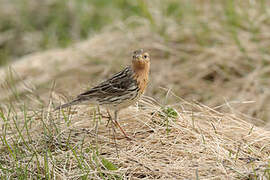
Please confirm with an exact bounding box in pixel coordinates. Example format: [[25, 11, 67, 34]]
[[143, 55, 147, 59]]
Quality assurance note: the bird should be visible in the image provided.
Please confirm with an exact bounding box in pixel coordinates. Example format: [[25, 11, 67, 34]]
[[55, 49, 150, 139]]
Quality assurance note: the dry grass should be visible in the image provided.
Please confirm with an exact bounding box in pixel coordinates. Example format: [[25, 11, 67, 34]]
[[0, 30, 269, 178], [1, 0, 270, 179], [0, 91, 269, 179]]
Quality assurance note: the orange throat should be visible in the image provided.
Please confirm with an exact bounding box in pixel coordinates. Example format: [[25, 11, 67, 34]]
[[132, 61, 150, 94]]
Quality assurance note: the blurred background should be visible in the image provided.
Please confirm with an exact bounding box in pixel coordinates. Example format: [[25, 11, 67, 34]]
[[0, 0, 160, 65], [0, 0, 269, 127]]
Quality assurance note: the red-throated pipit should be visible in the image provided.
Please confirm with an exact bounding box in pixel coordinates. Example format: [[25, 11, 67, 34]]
[[55, 49, 150, 139]]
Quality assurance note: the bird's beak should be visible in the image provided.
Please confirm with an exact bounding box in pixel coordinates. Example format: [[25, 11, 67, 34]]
[[133, 54, 142, 59], [133, 49, 144, 60]]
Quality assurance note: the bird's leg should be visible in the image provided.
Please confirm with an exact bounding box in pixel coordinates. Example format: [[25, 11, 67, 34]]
[[105, 109, 112, 127], [113, 110, 131, 140], [97, 110, 110, 119]]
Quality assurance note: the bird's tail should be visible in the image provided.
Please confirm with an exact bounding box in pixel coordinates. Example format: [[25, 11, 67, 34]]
[[54, 99, 81, 111]]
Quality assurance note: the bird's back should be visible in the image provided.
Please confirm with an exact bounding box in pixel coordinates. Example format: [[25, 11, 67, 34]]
[[76, 66, 141, 109]]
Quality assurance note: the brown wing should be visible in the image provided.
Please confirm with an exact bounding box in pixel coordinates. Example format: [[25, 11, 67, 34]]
[[77, 66, 139, 104]]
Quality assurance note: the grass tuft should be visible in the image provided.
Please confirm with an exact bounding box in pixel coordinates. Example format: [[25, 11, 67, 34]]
[[1, 1, 270, 179]]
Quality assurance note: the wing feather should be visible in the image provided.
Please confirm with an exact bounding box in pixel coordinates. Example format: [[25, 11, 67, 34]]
[[77, 66, 137, 101]]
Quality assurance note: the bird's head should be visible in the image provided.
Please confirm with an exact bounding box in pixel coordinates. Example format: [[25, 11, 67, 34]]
[[132, 49, 150, 70]]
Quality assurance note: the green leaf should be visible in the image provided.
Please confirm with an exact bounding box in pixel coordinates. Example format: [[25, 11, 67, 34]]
[[163, 107, 178, 119], [101, 157, 118, 171]]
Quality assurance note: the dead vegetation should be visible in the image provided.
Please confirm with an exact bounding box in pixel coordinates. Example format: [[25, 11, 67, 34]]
[[0, 92, 269, 179], [1, 0, 270, 179]]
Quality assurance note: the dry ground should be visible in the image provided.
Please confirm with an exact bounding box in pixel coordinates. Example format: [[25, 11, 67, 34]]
[[0, 29, 270, 179], [1, 97, 270, 179], [1, 0, 270, 179]]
